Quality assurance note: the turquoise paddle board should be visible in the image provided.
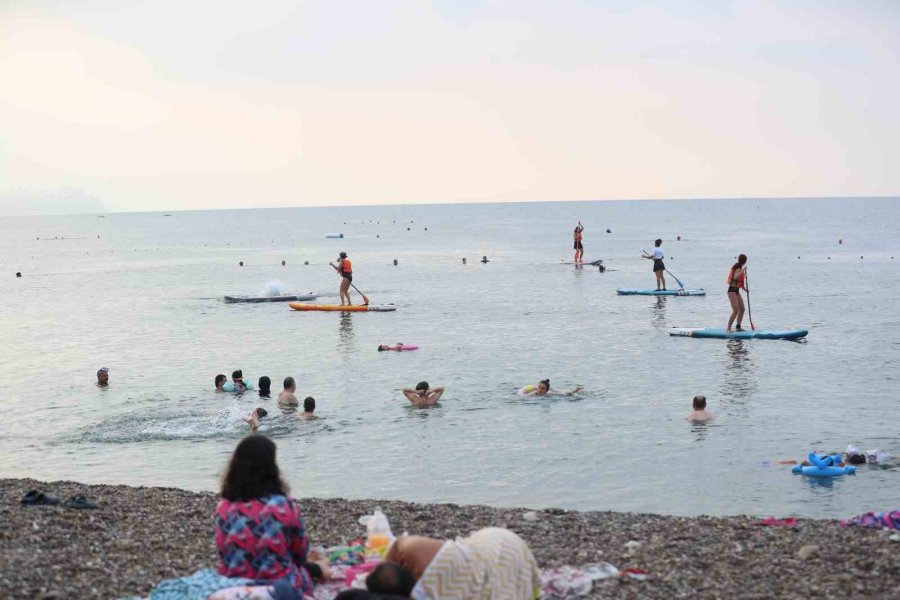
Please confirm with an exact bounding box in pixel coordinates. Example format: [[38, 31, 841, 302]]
[[618, 288, 705, 296], [669, 327, 808, 340]]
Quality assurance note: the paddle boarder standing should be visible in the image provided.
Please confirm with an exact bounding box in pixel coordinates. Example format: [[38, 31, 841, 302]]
[[726, 254, 748, 332], [573, 222, 584, 263], [642, 239, 666, 291], [331, 251, 353, 306]]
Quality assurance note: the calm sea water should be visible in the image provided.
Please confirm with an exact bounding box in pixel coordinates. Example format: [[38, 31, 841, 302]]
[[1, 197, 898, 518]]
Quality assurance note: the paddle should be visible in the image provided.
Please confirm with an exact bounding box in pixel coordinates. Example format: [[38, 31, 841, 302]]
[[330, 262, 370, 305], [744, 270, 755, 331], [641, 249, 685, 290]]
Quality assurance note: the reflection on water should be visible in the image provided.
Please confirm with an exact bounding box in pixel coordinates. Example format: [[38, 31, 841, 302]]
[[339, 312, 354, 349], [650, 296, 667, 330], [719, 339, 757, 402], [690, 420, 712, 443]]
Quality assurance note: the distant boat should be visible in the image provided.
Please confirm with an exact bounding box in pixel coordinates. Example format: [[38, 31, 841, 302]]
[[164, 214, 172, 217], [97, 215, 105, 218]]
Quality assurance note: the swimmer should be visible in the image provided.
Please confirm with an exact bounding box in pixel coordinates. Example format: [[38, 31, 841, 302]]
[[641, 239, 666, 291], [257, 376, 271, 398], [685, 395, 714, 422], [573, 221, 584, 263], [330, 251, 353, 306], [224, 369, 253, 393], [378, 342, 407, 351], [726, 254, 748, 332], [480, 256, 489, 263], [215, 374, 227, 393], [96, 367, 109, 387], [243, 407, 268, 432], [402, 381, 445, 407], [300, 396, 316, 419], [278, 377, 299, 406], [519, 379, 582, 396]]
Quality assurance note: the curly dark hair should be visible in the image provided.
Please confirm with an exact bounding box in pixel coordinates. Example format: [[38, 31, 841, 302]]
[[221, 435, 288, 501]]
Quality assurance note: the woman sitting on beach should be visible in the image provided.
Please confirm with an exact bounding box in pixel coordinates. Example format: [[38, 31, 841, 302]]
[[216, 436, 331, 594], [365, 527, 541, 600]]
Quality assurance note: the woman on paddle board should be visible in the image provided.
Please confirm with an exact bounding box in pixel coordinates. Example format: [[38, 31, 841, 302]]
[[331, 252, 353, 306], [642, 239, 666, 291], [573, 222, 584, 263], [727, 254, 748, 332]]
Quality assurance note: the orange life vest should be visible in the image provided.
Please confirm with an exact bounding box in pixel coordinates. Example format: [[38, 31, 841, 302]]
[[340, 258, 352, 274], [574, 230, 583, 242], [729, 267, 745, 288]]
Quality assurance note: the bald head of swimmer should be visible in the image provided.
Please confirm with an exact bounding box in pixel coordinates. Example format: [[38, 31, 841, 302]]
[[537, 379, 550, 395]]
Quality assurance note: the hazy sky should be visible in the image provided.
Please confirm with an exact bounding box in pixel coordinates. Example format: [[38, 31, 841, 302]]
[[1, 1, 898, 215]]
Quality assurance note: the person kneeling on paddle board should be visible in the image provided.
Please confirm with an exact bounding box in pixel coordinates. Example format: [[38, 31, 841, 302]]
[[573, 221, 584, 263], [727, 254, 748, 332], [642, 239, 666, 290], [331, 252, 353, 306]]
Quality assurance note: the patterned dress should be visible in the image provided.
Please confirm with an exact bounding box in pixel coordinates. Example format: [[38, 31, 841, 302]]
[[215, 494, 313, 594]]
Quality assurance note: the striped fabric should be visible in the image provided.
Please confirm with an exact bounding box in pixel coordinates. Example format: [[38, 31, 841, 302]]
[[411, 528, 540, 600]]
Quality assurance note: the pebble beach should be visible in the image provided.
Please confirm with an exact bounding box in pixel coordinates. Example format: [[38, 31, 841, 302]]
[[3, 478, 898, 599]]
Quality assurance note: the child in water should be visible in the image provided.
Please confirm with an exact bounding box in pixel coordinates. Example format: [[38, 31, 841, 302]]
[[519, 379, 583, 396]]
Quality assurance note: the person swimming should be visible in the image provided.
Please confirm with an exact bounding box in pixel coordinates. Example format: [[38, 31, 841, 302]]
[[685, 395, 714, 422], [243, 407, 269, 432], [642, 239, 666, 291], [258, 376, 271, 398], [215, 374, 227, 393], [519, 379, 582, 397], [726, 254, 748, 332]]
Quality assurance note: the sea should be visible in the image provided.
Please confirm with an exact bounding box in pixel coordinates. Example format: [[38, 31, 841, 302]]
[[1, 197, 897, 518]]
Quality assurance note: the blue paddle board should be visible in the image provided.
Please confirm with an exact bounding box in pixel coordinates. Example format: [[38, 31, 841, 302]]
[[618, 288, 705, 296], [669, 327, 808, 340]]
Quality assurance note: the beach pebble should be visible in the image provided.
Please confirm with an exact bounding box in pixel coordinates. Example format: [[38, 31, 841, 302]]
[[797, 545, 819, 560], [889, 533, 900, 542], [522, 511, 539, 522], [624, 540, 642, 552]]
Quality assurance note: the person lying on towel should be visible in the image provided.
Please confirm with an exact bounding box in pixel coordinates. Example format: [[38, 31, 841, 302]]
[[365, 527, 540, 600]]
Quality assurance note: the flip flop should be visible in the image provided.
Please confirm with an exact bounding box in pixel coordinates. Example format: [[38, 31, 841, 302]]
[[21, 490, 60, 506], [65, 495, 100, 509]]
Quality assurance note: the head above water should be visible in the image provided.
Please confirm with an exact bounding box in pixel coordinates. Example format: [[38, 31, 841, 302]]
[[654, 238, 662, 247], [215, 374, 227, 388], [366, 562, 416, 596], [377, 345, 388, 351], [283, 376, 295, 391], [303, 396, 316, 412], [232, 369, 243, 381], [97, 367, 109, 385], [221, 435, 287, 501], [258, 376, 271, 394], [538, 379, 550, 394], [846, 453, 866, 465], [254, 407, 268, 418], [415, 381, 429, 393], [693, 395, 707, 409]]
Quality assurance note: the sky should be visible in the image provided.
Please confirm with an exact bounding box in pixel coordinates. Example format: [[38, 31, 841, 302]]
[[1, 1, 898, 215]]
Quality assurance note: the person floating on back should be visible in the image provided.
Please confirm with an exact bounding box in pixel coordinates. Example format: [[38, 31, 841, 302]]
[[278, 377, 299, 406], [727, 254, 748, 332], [573, 221, 584, 263], [330, 251, 353, 306], [642, 239, 666, 290], [686, 395, 714, 422], [402, 381, 444, 407]]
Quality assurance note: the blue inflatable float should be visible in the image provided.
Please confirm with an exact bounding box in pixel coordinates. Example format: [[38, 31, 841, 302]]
[[792, 452, 856, 477]]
